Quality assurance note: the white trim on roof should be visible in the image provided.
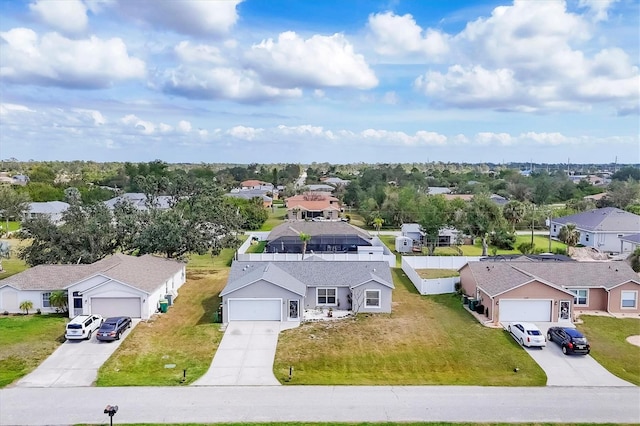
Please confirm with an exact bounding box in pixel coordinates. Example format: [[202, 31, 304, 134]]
[[65, 273, 151, 294]]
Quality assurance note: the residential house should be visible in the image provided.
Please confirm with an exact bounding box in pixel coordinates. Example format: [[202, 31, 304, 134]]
[[401, 223, 461, 248], [219, 259, 393, 322], [0, 254, 186, 319], [550, 207, 640, 253], [459, 261, 640, 324], [285, 192, 341, 220], [321, 177, 350, 186], [225, 190, 273, 208], [265, 221, 372, 254], [619, 234, 640, 254], [104, 193, 172, 211], [25, 201, 70, 223], [305, 184, 335, 192], [11, 174, 29, 185], [241, 180, 274, 191], [427, 187, 452, 195]]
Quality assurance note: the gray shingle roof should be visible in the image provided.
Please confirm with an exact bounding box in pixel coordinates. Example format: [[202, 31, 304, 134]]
[[465, 261, 639, 297], [553, 207, 640, 232], [620, 233, 640, 244], [222, 260, 393, 296], [267, 222, 372, 241], [28, 201, 70, 215], [0, 254, 184, 293], [104, 193, 172, 210]]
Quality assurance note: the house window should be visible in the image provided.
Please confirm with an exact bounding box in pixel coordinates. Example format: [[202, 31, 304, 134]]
[[42, 292, 51, 308], [585, 234, 589, 242], [621, 291, 637, 309], [570, 289, 588, 306], [365, 290, 381, 308], [553, 225, 557, 233], [317, 288, 337, 305]]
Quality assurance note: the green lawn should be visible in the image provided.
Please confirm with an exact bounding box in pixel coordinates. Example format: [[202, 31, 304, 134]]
[[0, 314, 68, 387], [577, 315, 640, 386], [273, 268, 546, 386], [0, 221, 21, 233], [0, 238, 29, 279], [259, 205, 287, 231], [456, 235, 567, 256]]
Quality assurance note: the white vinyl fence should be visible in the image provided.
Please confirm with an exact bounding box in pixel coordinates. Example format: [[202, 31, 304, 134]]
[[402, 256, 483, 295]]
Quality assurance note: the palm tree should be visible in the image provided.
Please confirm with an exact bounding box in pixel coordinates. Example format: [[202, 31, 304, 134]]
[[558, 223, 580, 248], [49, 290, 69, 313], [502, 200, 526, 232], [373, 217, 384, 235], [19, 300, 34, 315], [299, 232, 311, 259]]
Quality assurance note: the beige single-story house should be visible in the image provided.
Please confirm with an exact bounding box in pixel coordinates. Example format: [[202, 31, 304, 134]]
[[0, 254, 186, 319], [460, 261, 640, 324]]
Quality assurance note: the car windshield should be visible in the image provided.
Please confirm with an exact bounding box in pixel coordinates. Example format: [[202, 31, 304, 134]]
[[100, 323, 116, 330], [526, 330, 541, 335]]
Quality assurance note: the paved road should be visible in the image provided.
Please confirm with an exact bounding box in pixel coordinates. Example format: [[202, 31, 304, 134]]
[[15, 320, 139, 388], [193, 321, 296, 386], [1, 386, 638, 425]]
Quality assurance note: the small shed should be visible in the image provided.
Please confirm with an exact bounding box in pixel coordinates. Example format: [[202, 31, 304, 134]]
[[395, 236, 413, 253]]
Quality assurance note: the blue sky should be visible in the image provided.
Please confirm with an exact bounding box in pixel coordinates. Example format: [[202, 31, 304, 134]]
[[1, 0, 638, 164]]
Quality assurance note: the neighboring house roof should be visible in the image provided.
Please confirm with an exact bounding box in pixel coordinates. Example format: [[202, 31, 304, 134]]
[[490, 194, 508, 205], [104, 193, 172, 210], [242, 180, 273, 188], [553, 207, 640, 232], [225, 191, 272, 202], [222, 260, 393, 297], [268, 221, 372, 241], [583, 192, 608, 201], [620, 233, 640, 244], [427, 187, 451, 195], [28, 201, 70, 215], [322, 177, 350, 185], [287, 202, 341, 212], [401, 223, 423, 234], [480, 254, 574, 262], [0, 254, 184, 293], [463, 261, 639, 297], [305, 184, 335, 192]]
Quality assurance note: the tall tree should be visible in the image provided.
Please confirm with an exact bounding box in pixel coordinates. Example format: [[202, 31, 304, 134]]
[[502, 200, 526, 232], [418, 195, 450, 255], [373, 217, 384, 235], [464, 195, 505, 256], [0, 186, 30, 233], [299, 233, 311, 259]]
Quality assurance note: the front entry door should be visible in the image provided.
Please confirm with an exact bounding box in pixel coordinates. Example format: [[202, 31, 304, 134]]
[[289, 300, 299, 320], [559, 300, 571, 321]]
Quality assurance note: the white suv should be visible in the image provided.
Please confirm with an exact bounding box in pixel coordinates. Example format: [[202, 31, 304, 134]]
[[65, 314, 104, 340]]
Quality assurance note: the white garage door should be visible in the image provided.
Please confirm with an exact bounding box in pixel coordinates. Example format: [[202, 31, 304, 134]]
[[91, 297, 142, 318], [228, 299, 281, 321], [499, 299, 551, 322]]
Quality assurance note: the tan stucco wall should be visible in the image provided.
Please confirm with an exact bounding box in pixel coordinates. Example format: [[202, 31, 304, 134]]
[[608, 282, 640, 314], [459, 266, 477, 298], [495, 281, 573, 323]]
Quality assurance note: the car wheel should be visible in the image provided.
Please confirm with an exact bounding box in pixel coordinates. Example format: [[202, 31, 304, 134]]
[[519, 338, 524, 347], [87, 330, 92, 340], [116, 332, 120, 340], [562, 346, 568, 355], [128, 322, 132, 329], [547, 332, 552, 341]]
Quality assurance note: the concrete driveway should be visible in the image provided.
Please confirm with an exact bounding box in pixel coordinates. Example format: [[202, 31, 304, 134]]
[[193, 321, 298, 386], [510, 322, 634, 387], [14, 319, 139, 388]]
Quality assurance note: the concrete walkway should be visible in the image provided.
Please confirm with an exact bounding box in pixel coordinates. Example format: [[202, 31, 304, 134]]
[[193, 321, 298, 386]]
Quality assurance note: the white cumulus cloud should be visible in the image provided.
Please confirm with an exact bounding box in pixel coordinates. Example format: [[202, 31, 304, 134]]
[[246, 31, 378, 89], [0, 28, 146, 88], [29, 0, 88, 35], [367, 12, 449, 59]]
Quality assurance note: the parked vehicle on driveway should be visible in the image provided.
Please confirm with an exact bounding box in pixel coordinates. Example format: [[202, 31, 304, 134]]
[[547, 326, 591, 355], [65, 314, 104, 340], [508, 322, 546, 348], [97, 316, 132, 341]]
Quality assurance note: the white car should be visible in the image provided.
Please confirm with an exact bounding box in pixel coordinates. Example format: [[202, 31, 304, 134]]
[[508, 322, 546, 348], [65, 314, 104, 340]]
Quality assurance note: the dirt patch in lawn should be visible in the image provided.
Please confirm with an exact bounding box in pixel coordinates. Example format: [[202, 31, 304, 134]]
[[415, 268, 459, 279]]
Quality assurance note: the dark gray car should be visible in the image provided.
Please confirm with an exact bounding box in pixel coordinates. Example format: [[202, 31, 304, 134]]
[[96, 316, 132, 341]]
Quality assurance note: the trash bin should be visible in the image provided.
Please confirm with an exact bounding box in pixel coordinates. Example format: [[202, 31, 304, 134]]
[[159, 299, 169, 313], [213, 311, 219, 323], [468, 299, 478, 311], [462, 295, 469, 305]]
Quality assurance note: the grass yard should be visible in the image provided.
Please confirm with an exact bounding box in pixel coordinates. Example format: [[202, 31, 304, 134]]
[[273, 268, 545, 386], [0, 221, 21, 233], [457, 235, 567, 256], [0, 238, 29, 279], [577, 315, 640, 386], [96, 248, 237, 386], [0, 314, 67, 387], [415, 268, 459, 279], [259, 205, 287, 231]]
